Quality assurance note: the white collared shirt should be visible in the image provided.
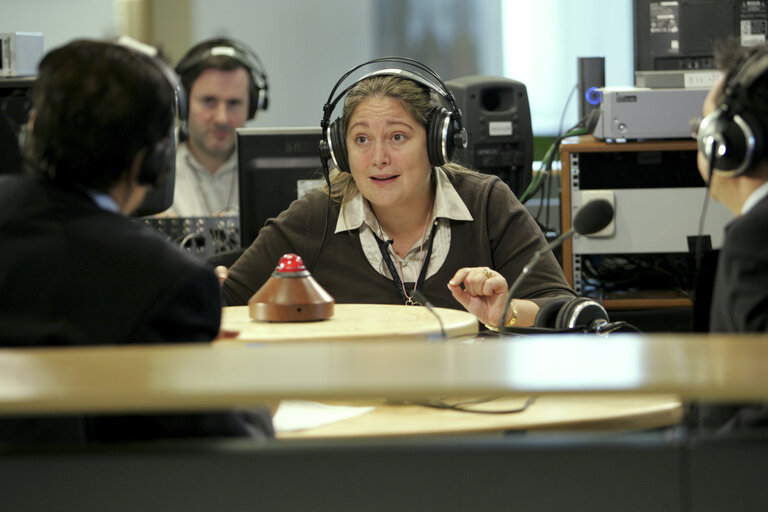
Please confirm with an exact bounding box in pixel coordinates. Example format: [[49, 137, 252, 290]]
[[164, 142, 239, 217], [86, 190, 119, 213], [741, 180, 768, 215], [334, 167, 473, 282]]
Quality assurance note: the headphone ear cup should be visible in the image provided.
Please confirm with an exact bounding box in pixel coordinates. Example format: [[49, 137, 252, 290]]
[[699, 106, 765, 178], [534, 297, 572, 328], [247, 81, 266, 119], [555, 297, 609, 330], [137, 145, 163, 186], [329, 118, 350, 173], [426, 106, 454, 167], [256, 88, 268, 112], [246, 90, 258, 119], [732, 110, 765, 176], [715, 115, 750, 174], [138, 131, 175, 187], [698, 111, 743, 175]]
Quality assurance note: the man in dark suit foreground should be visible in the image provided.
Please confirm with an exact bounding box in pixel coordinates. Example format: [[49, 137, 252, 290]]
[[0, 39, 272, 443]]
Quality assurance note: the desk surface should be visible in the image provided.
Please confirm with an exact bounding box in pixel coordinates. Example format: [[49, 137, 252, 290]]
[[1, 334, 768, 416], [217, 304, 479, 343], [277, 395, 683, 438], [560, 134, 698, 152]]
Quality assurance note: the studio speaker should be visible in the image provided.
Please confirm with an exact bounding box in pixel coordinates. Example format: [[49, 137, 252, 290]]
[[445, 75, 533, 199]]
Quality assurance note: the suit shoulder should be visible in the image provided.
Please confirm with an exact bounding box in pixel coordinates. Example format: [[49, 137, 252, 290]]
[[96, 215, 210, 277], [728, 199, 768, 246]]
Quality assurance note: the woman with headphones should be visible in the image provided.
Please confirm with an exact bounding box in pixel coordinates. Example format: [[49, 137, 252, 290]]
[[222, 58, 575, 329]]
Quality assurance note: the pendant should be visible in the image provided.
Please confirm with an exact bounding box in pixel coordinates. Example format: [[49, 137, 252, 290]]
[[405, 297, 419, 306]]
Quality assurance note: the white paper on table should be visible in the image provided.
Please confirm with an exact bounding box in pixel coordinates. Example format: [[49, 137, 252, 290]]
[[273, 400, 375, 433]]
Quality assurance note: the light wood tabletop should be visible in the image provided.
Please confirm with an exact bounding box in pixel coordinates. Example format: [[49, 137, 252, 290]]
[[1, 333, 768, 417], [217, 304, 479, 343], [276, 394, 684, 439]]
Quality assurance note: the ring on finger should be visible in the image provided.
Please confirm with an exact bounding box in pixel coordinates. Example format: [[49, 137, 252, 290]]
[[482, 268, 493, 278]]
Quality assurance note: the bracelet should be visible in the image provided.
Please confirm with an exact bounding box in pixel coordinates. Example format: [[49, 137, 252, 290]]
[[484, 301, 519, 332]]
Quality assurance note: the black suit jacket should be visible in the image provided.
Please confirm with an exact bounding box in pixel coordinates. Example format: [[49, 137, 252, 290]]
[[709, 194, 768, 332], [693, 193, 768, 434], [0, 175, 272, 443]]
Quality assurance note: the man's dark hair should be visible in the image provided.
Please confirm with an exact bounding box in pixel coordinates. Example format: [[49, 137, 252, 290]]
[[26, 40, 175, 191], [714, 38, 768, 128]]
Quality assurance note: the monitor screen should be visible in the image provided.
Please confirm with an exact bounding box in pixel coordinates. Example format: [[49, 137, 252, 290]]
[[633, 0, 752, 72], [236, 127, 325, 248]]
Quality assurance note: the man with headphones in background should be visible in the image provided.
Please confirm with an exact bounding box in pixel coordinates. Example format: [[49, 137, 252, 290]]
[[165, 37, 268, 217], [0, 38, 273, 442], [694, 39, 768, 333]]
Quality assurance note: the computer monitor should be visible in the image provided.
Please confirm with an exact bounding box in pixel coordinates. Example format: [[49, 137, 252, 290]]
[[633, 0, 745, 72], [236, 127, 325, 248]]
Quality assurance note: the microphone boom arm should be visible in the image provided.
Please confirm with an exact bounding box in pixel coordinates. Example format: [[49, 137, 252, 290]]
[[498, 228, 574, 333]]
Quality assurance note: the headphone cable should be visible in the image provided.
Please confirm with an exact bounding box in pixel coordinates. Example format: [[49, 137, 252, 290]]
[[693, 145, 715, 298], [309, 167, 333, 272]]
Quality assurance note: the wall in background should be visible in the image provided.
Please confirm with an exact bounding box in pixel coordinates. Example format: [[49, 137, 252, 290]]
[[0, 0, 115, 52], [184, 0, 376, 129], [374, 0, 504, 79], [1, 0, 633, 135], [502, 0, 634, 135]]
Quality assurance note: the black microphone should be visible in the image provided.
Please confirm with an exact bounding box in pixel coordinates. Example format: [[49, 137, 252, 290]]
[[498, 198, 614, 334]]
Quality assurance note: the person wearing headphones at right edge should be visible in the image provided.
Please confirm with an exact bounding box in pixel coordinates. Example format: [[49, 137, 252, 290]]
[[690, 40, 768, 433], [164, 38, 268, 217], [694, 39, 768, 333], [221, 58, 576, 328]]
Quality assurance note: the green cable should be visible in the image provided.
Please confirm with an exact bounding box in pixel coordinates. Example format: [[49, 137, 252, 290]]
[[519, 126, 587, 204]]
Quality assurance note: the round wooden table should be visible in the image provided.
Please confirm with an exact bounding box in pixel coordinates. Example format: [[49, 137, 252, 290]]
[[217, 303, 480, 343]]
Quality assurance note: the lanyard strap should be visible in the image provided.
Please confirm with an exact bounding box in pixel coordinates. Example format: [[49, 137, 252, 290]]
[[374, 222, 438, 305]]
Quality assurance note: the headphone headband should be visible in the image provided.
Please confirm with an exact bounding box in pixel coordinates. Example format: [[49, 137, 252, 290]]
[[321, 57, 462, 130], [319, 56, 468, 174], [723, 46, 768, 106], [117, 36, 186, 121]]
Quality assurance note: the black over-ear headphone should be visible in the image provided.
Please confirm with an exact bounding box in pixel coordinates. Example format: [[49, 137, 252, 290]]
[[116, 37, 187, 188], [696, 45, 768, 177], [175, 38, 269, 119], [318, 57, 468, 175], [534, 297, 609, 331]]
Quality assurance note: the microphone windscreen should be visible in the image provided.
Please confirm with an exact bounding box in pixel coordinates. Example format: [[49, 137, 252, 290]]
[[573, 199, 614, 235]]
